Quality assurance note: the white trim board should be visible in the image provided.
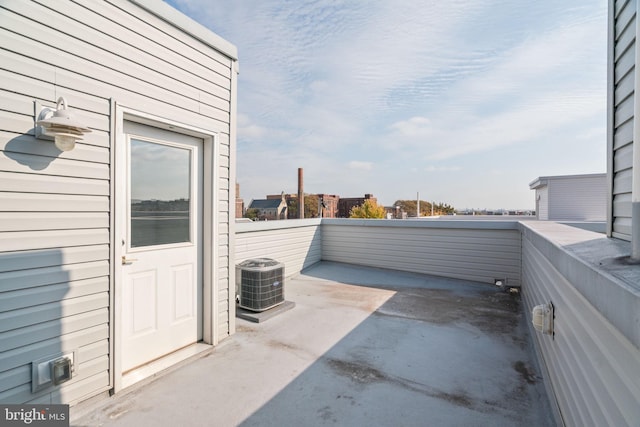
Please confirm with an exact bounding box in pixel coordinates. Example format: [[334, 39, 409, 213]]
[[112, 104, 220, 393]]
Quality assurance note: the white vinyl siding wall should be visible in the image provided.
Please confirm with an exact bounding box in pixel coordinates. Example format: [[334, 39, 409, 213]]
[[321, 219, 522, 287], [234, 219, 521, 287], [521, 223, 640, 427], [0, 0, 235, 405], [537, 186, 549, 220], [532, 175, 607, 222], [609, 0, 636, 240], [235, 219, 322, 279], [548, 175, 607, 221]]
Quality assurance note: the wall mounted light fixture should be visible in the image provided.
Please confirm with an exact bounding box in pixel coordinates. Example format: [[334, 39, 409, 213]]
[[532, 302, 554, 336], [36, 97, 91, 151]]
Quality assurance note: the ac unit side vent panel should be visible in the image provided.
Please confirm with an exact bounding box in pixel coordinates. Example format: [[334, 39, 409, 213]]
[[237, 258, 285, 312]]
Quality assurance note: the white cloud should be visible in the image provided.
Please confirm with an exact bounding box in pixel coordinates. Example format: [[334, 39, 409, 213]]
[[424, 165, 462, 173], [348, 161, 373, 171], [166, 0, 607, 208], [381, 8, 606, 162], [237, 114, 268, 140], [390, 117, 432, 138]]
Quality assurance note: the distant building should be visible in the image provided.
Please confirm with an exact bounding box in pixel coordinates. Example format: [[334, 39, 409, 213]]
[[384, 205, 407, 219], [317, 194, 339, 218], [529, 174, 606, 221], [235, 183, 244, 218], [338, 194, 377, 218], [248, 193, 288, 220], [267, 193, 299, 219], [266, 193, 339, 218]]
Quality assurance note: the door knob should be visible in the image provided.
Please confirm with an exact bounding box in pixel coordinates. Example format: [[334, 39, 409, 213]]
[[122, 256, 138, 265]]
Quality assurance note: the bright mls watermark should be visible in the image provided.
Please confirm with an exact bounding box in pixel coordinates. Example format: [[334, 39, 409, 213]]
[[1, 405, 68, 426]]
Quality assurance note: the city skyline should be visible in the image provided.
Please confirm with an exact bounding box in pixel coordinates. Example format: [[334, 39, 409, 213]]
[[167, 0, 607, 210]]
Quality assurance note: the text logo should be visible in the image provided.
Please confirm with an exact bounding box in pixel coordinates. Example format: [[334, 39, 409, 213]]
[[1, 405, 68, 426]]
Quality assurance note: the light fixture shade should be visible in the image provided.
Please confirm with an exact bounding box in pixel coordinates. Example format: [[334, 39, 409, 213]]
[[532, 303, 554, 335], [54, 134, 78, 151], [36, 97, 91, 151]]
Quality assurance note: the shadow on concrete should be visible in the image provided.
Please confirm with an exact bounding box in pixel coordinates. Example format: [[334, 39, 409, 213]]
[[72, 262, 554, 427]]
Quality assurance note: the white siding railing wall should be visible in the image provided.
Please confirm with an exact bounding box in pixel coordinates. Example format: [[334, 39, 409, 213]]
[[321, 219, 522, 287], [521, 222, 640, 427], [235, 219, 322, 279]]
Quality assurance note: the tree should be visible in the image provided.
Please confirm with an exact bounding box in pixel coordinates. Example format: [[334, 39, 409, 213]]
[[349, 199, 386, 218], [433, 202, 455, 215], [286, 198, 298, 218], [244, 208, 259, 220], [393, 199, 432, 217], [305, 195, 319, 218], [286, 194, 319, 218]]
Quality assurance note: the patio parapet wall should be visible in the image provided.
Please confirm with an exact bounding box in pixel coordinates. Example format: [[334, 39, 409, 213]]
[[235, 218, 322, 279], [234, 218, 640, 426], [520, 221, 640, 427], [321, 218, 523, 286], [235, 218, 522, 286]]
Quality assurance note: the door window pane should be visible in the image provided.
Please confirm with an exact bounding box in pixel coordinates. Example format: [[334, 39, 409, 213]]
[[130, 139, 191, 247]]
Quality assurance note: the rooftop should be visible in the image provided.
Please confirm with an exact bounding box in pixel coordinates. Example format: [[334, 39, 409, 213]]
[[74, 262, 554, 426], [248, 199, 284, 209]]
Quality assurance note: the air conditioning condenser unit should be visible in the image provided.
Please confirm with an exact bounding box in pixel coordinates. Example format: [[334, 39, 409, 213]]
[[236, 258, 285, 312]]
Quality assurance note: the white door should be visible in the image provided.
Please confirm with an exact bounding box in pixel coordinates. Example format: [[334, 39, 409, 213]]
[[121, 123, 203, 373]]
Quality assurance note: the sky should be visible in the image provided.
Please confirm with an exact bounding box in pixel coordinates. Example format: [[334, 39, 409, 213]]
[[130, 139, 191, 201], [165, 0, 607, 210]]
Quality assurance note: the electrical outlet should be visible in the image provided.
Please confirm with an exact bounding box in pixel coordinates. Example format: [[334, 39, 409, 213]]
[[32, 351, 76, 393]]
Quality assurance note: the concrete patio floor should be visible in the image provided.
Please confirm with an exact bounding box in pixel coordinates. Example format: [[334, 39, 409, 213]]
[[73, 262, 555, 426]]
